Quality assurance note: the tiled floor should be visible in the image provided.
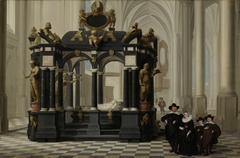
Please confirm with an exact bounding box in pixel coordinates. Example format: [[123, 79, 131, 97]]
[[0, 128, 240, 158]]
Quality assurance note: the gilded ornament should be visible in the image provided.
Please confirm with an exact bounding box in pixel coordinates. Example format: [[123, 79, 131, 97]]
[[122, 22, 142, 42], [109, 50, 114, 56], [103, 30, 116, 42], [108, 9, 116, 29], [30, 115, 38, 127], [92, 56, 96, 63], [78, 110, 83, 119], [91, 1, 104, 17], [71, 30, 83, 42], [29, 27, 41, 46], [78, 9, 86, 28], [140, 113, 149, 126], [25, 60, 40, 103], [87, 29, 105, 47], [75, 49, 81, 56], [144, 28, 155, 38]]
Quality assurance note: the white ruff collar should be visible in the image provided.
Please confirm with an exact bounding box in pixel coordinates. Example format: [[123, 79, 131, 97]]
[[182, 114, 192, 123], [196, 124, 204, 126], [169, 111, 180, 115], [205, 121, 214, 124]]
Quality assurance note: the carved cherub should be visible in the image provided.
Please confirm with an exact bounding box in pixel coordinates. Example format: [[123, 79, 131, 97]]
[[88, 30, 105, 47]]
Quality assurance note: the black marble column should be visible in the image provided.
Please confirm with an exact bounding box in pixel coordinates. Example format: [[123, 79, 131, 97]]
[[66, 72, 74, 110], [57, 69, 64, 110], [91, 69, 98, 110], [123, 67, 129, 110], [128, 69, 132, 109], [131, 67, 138, 110], [40, 67, 48, 111], [49, 67, 55, 111], [98, 72, 103, 104]]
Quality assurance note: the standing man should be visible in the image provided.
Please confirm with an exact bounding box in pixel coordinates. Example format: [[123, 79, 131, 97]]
[[157, 97, 166, 114], [161, 103, 183, 154]]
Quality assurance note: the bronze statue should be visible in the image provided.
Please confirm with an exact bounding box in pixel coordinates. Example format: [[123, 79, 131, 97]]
[[28, 27, 41, 46], [25, 60, 40, 103], [41, 22, 55, 41], [108, 9, 116, 28], [145, 28, 155, 38], [122, 22, 142, 42], [139, 63, 160, 102], [78, 9, 86, 28]]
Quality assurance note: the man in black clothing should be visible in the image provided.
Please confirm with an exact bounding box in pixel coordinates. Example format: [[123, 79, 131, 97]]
[[161, 103, 183, 154]]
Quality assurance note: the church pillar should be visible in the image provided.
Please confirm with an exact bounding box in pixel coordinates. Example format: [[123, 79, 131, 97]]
[[48, 67, 56, 111], [16, 0, 27, 116], [40, 67, 48, 111], [181, 1, 192, 112], [66, 72, 74, 110], [193, 0, 207, 118], [217, 0, 238, 131], [172, 33, 181, 105], [210, 33, 220, 111], [90, 69, 98, 110], [0, 0, 8, 132], [131, 67, 138, 111], [98, 71, 103, 104], [123, 67, 129, 111]]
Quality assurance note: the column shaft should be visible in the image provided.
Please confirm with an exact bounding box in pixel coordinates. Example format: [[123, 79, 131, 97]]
[[66, 72, 74, 110], [98, 72, 103, 104], [217, 0, 237, 131], [193, 0, 207, 117], [131, 67, 138, 110], [172, 33, 180, 105], [123, 68, 129, 110], [181, 1, 192, 112], [0, 0, 8, 131], [58, 69, 64, 110], [40, 67, 48, 111], [49, 67, 55, 111], [91, 69, 98, 110]]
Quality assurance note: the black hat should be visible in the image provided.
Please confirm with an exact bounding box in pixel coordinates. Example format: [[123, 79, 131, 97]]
[[196, 117, 205, 122], [168, 103, 179, 110], [205, 114, 214, 120]]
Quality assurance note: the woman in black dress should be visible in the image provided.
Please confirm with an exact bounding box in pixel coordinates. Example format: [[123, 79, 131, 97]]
[[178, 111, 198, 156]]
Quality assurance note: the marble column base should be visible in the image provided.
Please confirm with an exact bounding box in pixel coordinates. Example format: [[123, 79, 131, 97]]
[[181, 96, 192, 113], [217, 95, 238, 131], [192, 95, 207, 118], [0, 94, 8, 132]]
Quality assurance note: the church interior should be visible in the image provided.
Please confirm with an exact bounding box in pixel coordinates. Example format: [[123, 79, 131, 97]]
[[0, 0, 240, 157]]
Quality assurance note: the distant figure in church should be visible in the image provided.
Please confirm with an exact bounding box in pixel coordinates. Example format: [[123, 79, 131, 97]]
[[161, 103, 183, 154], [194, 117, 205, 154], [25, 60, 40, 103], [157, 97, 166, 114], [202, 114, 221, 156], [178, 111, 198, 156]]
